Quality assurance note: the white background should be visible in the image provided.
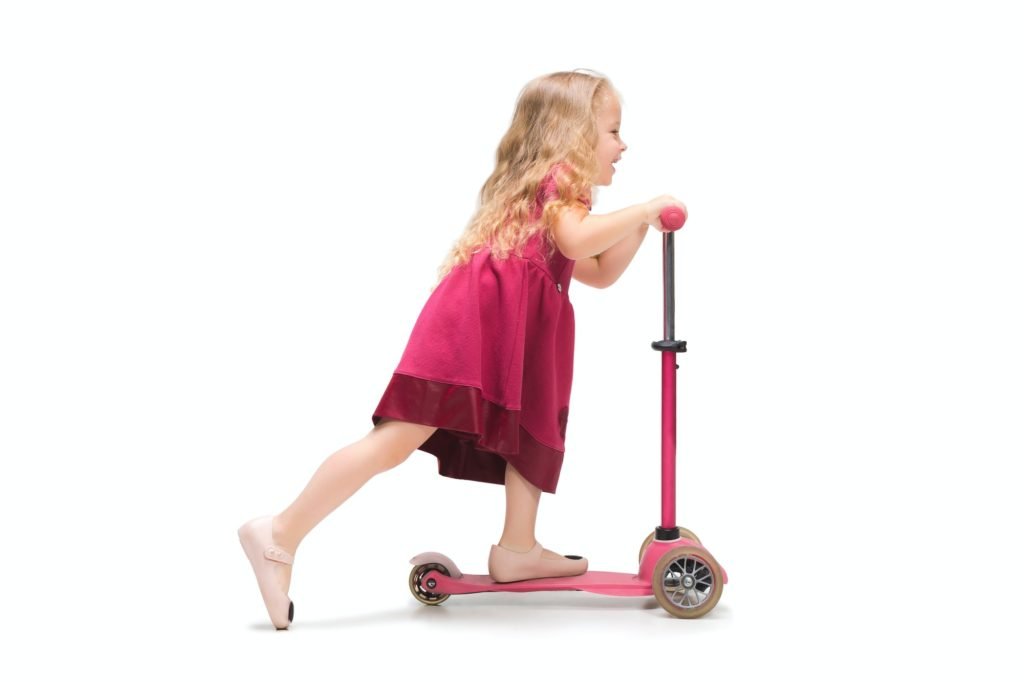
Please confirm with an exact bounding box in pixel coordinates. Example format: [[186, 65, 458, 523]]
[[2, 0, 1022, 678]]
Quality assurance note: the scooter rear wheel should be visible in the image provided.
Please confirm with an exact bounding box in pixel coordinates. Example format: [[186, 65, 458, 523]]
[[409, 562, 451, 605], [652, 545, 723, 619]]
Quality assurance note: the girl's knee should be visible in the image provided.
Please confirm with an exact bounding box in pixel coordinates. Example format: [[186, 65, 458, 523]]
[[372, 418, 437, 469]]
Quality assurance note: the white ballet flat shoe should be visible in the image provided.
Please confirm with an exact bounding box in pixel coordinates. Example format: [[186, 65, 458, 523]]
[[488, 542, 588, 583], [237, 516, 294, 629]]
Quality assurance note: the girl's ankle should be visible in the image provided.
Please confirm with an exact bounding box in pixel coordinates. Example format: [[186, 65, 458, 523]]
[[497, 539, 536, 553], [272, 515, 301, 554]]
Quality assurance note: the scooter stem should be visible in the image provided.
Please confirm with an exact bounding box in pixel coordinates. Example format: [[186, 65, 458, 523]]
[[651, 229, 687, 537]]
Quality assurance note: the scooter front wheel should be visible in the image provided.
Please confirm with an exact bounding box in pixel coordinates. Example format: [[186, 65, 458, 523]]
[[409, 562, 451, 605], [652, 545, 723, 618]]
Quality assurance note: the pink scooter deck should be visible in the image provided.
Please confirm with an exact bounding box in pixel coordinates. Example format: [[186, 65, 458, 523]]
[[423, 569, 654, 597], [412, 541, 728, 599]]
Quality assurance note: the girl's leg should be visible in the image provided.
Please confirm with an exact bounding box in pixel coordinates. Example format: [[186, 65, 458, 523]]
[[498, 460, 570, 560], [269, 418, 437, 592]]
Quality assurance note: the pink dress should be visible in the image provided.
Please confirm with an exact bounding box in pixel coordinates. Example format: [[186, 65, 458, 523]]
[[372, 166, 590, 493]]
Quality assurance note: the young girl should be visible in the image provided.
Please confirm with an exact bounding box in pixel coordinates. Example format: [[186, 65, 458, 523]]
[[238, 69, 686, 629]]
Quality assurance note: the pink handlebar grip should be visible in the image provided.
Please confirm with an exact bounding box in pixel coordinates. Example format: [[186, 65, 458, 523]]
[[659, 206, 687, 232]]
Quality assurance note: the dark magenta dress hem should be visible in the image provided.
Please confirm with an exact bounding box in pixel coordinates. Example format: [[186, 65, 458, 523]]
[[372, 372, 564, 493]]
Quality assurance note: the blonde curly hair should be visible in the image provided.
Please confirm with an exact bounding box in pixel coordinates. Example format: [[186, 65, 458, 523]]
[[432, 70, 618, 290]]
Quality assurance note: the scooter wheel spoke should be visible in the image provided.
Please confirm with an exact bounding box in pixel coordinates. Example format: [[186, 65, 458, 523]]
[[653, 548, 723, 618]]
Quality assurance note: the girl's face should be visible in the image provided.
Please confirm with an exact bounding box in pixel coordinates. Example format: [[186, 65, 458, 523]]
[[594, 92, 627, 186]]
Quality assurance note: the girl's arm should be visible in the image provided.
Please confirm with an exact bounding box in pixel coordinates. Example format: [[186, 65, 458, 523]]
[[571, 256, 605, 288], [594, 222, 649, 287], [553, 203, 649, 260]]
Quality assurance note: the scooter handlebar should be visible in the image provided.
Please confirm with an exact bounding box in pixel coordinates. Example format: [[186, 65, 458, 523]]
[[659, 206, 687, 232]]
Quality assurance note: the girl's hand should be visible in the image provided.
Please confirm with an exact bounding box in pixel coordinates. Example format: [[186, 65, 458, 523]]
[[645, 195, 688, 232]]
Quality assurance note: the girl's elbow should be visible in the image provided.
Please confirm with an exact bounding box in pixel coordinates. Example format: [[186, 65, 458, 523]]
[[592, 269, 618, 289]]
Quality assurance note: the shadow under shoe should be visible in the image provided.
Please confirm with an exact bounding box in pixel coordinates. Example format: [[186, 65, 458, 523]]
[[488, 542, 588, 583]]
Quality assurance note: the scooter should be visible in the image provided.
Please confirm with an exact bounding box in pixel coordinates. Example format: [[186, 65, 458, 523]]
[[408, 206, 727, 618]]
